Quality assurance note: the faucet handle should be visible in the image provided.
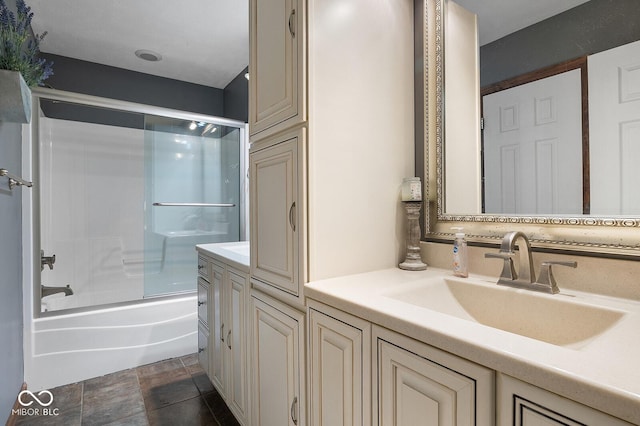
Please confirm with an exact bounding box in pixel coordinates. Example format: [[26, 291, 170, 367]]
[[536, 261, 577, 294], [485, 252, 517, 281]]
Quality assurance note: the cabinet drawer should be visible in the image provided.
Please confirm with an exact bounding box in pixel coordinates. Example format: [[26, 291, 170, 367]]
[[197, 278, 209, 327], [198, 256, 209, 281], [497, 374, 634, 426], [198, 323, 210, 376]]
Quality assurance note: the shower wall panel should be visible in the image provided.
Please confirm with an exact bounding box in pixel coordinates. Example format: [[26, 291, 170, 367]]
[[40, 117, 145, 309]]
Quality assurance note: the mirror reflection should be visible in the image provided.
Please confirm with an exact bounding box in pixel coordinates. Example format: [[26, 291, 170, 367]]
[[444, 0, 640, 217]]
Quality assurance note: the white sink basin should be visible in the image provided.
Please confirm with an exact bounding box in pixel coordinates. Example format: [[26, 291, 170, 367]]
[[384, 276, 626, 349]]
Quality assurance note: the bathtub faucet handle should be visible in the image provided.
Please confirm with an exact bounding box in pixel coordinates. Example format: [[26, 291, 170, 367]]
[[41, 250, 56, 271]]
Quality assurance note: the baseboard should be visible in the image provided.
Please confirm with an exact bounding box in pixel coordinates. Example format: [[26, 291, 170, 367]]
[[5, 382, 27, 426]]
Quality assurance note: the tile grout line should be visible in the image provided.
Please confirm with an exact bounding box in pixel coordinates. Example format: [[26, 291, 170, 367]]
[[133, 366, 150, 423], [79, 381, 84, 425], [181, 355, 222, 426]]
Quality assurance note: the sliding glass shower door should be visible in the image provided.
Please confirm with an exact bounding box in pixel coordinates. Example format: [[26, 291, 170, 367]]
[[35, 89, 246, 313], [143, 117, 243, 297]]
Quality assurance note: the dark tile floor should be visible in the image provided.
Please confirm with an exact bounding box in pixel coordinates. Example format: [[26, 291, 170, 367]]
[[14, 354, 240, 426]]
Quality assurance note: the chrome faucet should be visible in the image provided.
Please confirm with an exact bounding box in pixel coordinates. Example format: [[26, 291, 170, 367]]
[[41, 284, 74, 297], [485, 231, 577, 293], [484, 231, 549, 293], [485, 231, 535, 285]]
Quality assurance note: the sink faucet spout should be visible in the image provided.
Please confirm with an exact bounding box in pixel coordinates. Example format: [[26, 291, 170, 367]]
[[500, 231, 535, 284]]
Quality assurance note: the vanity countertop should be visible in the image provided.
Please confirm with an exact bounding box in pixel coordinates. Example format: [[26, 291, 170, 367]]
[[305, 267, 640, 424], [196, 241, 250, 273]]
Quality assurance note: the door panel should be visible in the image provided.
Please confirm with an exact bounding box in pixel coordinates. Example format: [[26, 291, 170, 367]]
[[589, 40, 640, 214], [483, 69, 583, 214]]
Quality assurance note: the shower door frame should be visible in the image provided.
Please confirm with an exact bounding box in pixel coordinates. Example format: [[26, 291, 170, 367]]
[[25, 87, 248, 318]]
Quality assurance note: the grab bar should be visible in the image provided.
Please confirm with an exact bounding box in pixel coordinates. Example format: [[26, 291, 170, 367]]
[[152, 202, 235, 207], [0, 168, 33, 190]]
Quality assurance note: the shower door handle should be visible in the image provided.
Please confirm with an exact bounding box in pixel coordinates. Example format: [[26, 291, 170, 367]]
[[288, 9, 296, 37]]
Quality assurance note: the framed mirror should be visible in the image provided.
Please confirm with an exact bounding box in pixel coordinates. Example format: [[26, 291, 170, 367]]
[[422, 0, 640, 256]]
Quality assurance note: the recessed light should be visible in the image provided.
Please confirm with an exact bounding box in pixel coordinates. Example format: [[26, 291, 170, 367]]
[[135, 49, 162, 62]]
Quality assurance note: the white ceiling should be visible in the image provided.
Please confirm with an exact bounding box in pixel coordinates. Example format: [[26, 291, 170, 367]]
[[27, 1, 589, 87], [453, 0, 591, 46], [29, 0, 249, 89]]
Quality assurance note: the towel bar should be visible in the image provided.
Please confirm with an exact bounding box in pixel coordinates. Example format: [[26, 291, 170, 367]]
[[0, 168, 33, 190]]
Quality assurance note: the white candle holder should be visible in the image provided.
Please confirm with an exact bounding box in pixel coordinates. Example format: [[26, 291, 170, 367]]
[[399, 201, 427, 271]]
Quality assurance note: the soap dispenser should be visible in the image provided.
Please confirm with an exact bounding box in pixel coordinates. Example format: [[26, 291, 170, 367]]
[[451, 227, 468, 278]]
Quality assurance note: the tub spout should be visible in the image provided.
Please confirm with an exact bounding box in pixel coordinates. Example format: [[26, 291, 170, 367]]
[[41, 285, 74, 297]]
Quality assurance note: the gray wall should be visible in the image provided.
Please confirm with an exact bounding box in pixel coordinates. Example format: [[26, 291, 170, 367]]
[[224, 67, 249, 123], [1, 0, 24, 418], [41, 53, 225, 116], [40, 53, 248, 121], [0, 122, 24, 422], [480, 0, 640, 87]]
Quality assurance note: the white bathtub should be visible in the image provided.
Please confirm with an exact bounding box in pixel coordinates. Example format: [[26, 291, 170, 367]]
[[25, 295, 197, 391]]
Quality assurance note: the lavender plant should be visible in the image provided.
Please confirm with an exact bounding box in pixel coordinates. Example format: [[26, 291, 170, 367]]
[[0, 0, 53, 86]]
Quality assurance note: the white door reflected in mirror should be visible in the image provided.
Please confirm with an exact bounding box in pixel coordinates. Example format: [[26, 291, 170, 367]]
[[483, 69, 583, 215]]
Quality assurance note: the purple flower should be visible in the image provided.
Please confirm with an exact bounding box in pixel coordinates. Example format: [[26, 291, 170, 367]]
[[0, 0, 53, 86]]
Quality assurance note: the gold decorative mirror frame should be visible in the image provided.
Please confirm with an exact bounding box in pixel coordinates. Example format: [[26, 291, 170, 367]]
[[421, 0, 640, 257]]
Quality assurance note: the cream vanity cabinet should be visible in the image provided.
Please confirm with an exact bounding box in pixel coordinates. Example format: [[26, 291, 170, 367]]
[[249, 0, 305, 138], [249, 127, 306, 306], [497, 374, 634, 426], [307, 301, 494, 426], [196, 243, 250, 426], [250, 290, 306, 426]]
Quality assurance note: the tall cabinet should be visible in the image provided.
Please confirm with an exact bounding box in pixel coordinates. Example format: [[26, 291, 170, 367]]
[[249, 0, 416, 425], [249, 0, 307, 424]]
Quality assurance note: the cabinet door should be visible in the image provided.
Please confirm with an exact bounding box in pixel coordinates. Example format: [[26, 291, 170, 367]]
[[373, 326, 494, 426], [250, 135, 301, 297], [210, 262, 226, 395], [226, 270, 249, 423], [308, 302, 371, 426], [497, 374, 634, 426], [251, 291, 305, 426], [249, 0, 304, 137]]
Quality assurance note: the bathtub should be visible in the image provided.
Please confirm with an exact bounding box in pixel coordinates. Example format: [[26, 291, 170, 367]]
[[25, 295, 197, 391]]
